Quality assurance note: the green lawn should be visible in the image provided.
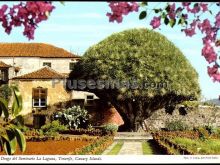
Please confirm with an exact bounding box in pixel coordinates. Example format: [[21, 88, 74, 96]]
[[107, 141, 124, 155], [172, 137, 220, 154], [142, 142, 154, 155]]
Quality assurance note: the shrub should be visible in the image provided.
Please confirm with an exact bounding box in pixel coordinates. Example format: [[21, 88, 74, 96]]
[[216, 128, 220, 138], [182, 101, 199, 108], [101, 124, 119, 135], [0, 84, 12, 100], [25, 129, 44, 137], [52, 106, 90, 129], [204, 125, 216, 135], [72, 136, 114, 155], [16, 124, 30, 133], [165, 120, 189, 131], [195, 127, 210, 141], [40, 120, 68, 136], [60, 128, 103, 136]]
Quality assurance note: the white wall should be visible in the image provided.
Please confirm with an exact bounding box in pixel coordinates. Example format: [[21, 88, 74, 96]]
[[39, 58, 78, 74], [0, 57, 77, 78]]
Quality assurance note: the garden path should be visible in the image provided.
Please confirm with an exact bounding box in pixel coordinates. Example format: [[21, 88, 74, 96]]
[[103, 132, 158, 155]]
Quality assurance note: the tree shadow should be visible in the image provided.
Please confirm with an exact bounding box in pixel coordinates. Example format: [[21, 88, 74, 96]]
[[147, 140, 166, 155]]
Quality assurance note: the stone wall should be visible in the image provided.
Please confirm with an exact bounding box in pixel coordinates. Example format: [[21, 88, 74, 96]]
[[144, 106, 220, 130]]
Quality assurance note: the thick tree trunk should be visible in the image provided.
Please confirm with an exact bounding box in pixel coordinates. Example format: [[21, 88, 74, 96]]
[[114, 100, 146, 132]]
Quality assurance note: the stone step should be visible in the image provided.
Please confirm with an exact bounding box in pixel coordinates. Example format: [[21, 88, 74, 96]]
[[114, 137, 153, 142], [114, 132, 153, 141], [115, 132, 151, 137]]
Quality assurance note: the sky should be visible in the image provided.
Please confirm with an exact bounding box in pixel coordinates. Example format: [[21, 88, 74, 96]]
[[0, 2, 220, 100]]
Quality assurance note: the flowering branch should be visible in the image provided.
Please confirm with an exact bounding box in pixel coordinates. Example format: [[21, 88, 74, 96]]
[[107, 2, 220, 83], [0, 1, 55, 40]]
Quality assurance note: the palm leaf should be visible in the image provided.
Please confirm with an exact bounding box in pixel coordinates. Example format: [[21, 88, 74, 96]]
[[11, 86, 23, 117], [13, 128, 26, 153], [6, 129, 17, 155], [0, 97, 9, 118]]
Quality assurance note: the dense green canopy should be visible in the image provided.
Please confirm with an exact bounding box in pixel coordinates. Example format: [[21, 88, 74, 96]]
[[81, 28, 200, 99], [71, 28, 201, 131]]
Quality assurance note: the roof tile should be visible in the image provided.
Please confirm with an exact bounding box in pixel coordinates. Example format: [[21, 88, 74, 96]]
[[0, 43, 80, 58], [0, 61, 11, 68], [12, 67, 66, 79]]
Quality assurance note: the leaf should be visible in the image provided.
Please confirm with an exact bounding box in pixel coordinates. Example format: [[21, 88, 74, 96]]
[[154, 9, 161, 13], [13, 128, 26, 153], [164, 17, 169, 25], [140, 2, 148, 7], [11, 115, 24, 126], [169, 19, 176, 28], [11, 86, 22, 117], [165, 5, 170, 12], [139, 11, 147, 20], [0, 137, 4, 152], [5, 129, 17, 155], [178, 17, 185, 25], [0, 97, 8, 118], [161, 12, 166, 19], [3, 140, 11, 155]]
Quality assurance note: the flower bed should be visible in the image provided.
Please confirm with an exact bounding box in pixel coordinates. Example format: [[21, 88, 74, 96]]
[[0, 140, 92, 155], [60, 128, 103, 136], [70, 136, 114, 155], [152, 131, 220, 155], [0, 135, 99, 155]]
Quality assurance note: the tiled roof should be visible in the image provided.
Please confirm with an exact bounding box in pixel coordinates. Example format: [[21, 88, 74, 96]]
[[0, 61, 11, 68], [0, 43, 80, 58], [12, 67, 66, 80]]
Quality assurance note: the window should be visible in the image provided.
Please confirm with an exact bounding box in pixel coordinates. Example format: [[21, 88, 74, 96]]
[[87, 95, 94, 100], [32, 88, 47, 107], [0, 70, 7, 81], [86, 95, 94, 105], [43, 62, 51, 67], [69, 62, 76, 70]]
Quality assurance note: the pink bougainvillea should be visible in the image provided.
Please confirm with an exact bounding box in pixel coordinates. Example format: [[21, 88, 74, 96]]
[[106, 2, 139, 23], [0, 1, 55, 40], [150, 16, 161, 29], [107, 2, 220, 83]]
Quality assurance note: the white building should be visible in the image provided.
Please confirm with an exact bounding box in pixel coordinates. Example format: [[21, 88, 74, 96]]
[[0, 43, 98, 122]]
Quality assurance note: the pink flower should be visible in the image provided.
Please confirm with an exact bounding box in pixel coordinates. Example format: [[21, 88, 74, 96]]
[[202, 44, 217, 63], [208, 64, 218, 77], [183, 28, 196, 37], [168, 3, 176, 19], [200, 3, 208, 12], [186, 3, 201, 14], [150, 16, 161, 29], [23, 24, 36, 40], [130, 2, 139, 12], [0, 4, 7, 19], [107, 2, 139, 23], [208, 65, 220, 82], [182, 2, 191, 7], [198, 19, 212, 33]]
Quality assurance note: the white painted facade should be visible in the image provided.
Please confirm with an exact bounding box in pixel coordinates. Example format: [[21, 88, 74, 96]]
[[0, 56, 98, 102], [0, 57, 78, 79]]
